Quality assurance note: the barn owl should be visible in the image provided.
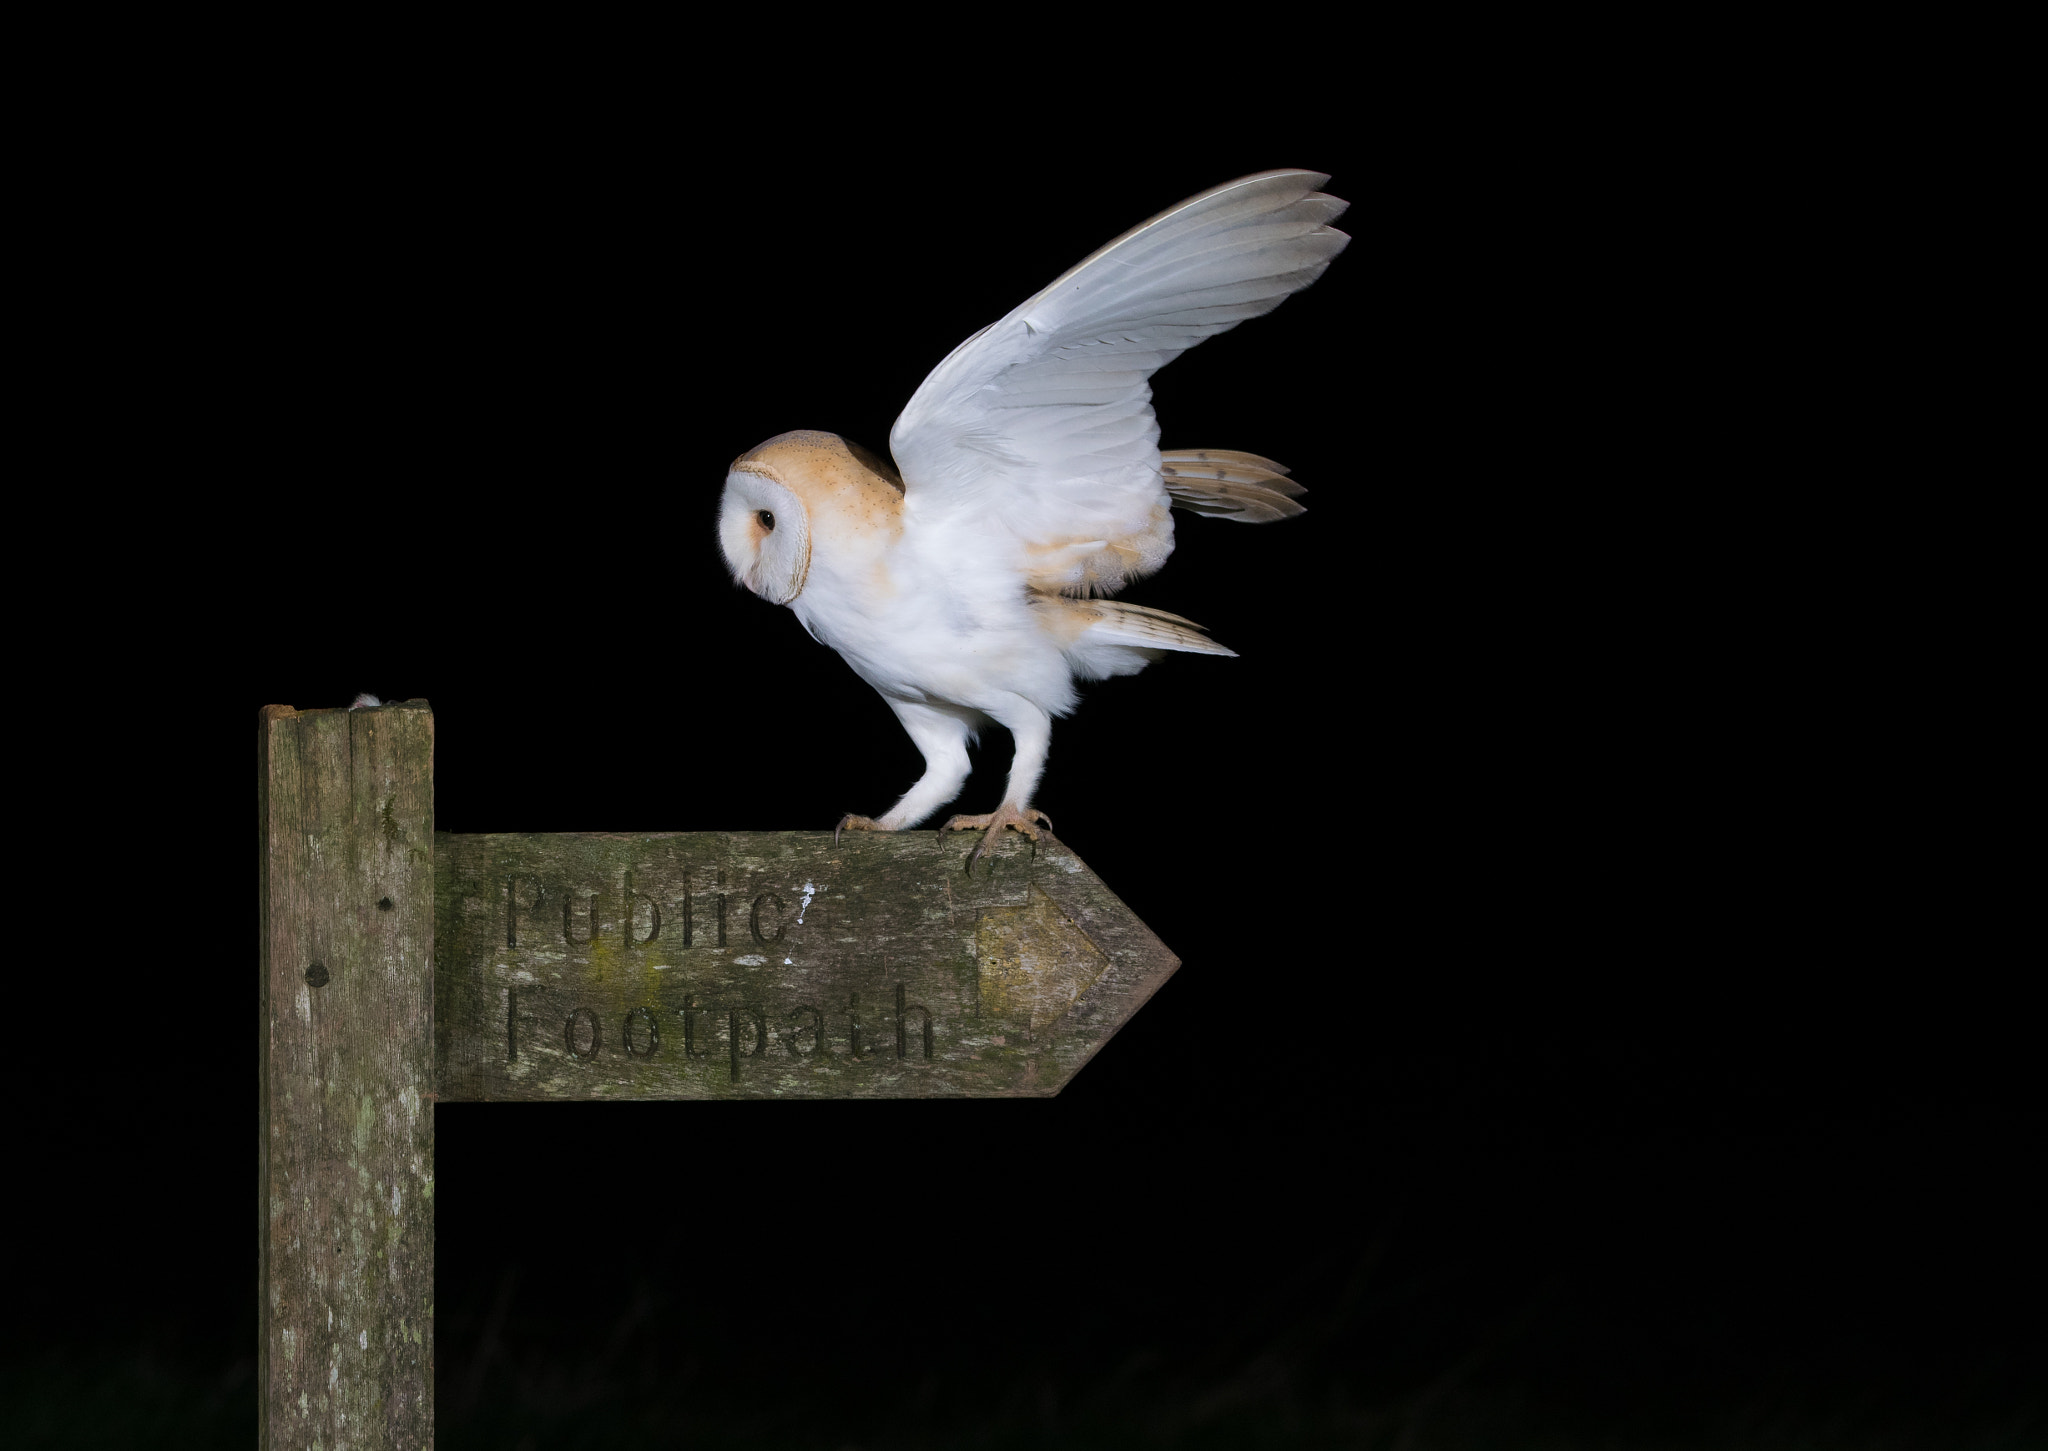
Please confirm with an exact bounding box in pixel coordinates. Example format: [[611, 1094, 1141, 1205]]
[[718, 169, 1349, 867]]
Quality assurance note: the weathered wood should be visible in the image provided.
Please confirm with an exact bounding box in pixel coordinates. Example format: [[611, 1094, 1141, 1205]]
[[259, 701, 434, 1449], [435, 830, 1179, 1099]]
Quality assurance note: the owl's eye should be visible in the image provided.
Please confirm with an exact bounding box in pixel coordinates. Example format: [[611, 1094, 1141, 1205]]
[[757, 510, 775, 531]]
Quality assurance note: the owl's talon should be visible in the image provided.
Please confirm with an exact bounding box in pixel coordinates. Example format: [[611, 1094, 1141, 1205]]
[[937, 804, 1049, 872], [834, 814, 883, 845]]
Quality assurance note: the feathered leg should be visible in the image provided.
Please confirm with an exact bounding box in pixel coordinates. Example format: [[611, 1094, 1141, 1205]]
[[937, 694, 1054, 871], [835, 698, 976, 841]]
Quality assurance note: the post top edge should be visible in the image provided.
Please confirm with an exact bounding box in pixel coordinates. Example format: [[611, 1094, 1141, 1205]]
[[259, 698, 432, 723]]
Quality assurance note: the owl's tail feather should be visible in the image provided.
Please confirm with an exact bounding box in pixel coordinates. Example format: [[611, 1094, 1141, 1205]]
[[1056, 598, 1236, 681], [1079, 601, 1238, 657], [1161, 449, 1306, 523]]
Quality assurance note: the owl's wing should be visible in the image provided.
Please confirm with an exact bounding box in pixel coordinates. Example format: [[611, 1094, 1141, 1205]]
[[887, 170, 1349, 586]]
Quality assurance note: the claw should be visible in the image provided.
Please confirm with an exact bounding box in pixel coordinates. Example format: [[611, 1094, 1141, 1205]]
[[834, 813, 882, 845], [937, 804, 1050, 873]]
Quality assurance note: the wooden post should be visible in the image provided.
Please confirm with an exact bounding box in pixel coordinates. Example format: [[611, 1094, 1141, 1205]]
[[259, 701, 435, 1449], [256, 701, 1182, 1438]]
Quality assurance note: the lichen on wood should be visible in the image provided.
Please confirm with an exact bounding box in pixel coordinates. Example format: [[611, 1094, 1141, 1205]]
[[435, 829, 1178, 1101], [259, 700, 434, 1449], [254, 695, 1182, 1450]]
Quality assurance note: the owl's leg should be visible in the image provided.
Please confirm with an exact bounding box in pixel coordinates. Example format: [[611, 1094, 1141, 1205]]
[[837, 698, 977, 840], [936, 695, 1054, 871]]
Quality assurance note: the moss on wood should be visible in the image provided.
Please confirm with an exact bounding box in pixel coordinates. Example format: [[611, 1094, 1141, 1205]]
[[259, 701, 434, 1449], [434, 830, 1178, 1101]]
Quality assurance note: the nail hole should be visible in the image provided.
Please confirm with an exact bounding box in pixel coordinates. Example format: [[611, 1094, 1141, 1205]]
[[305, 963, 330, 988], [378, 897, 394, 911]]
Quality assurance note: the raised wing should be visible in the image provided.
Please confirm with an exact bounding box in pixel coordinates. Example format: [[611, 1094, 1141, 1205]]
[[888, 170, 1349, 589]]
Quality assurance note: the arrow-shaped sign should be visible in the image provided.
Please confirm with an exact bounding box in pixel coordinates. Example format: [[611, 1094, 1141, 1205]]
[[434, 830, 1179, 1099]]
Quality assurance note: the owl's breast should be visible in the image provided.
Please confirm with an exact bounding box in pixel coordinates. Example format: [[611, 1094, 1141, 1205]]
[[792, 527, 1074, 713]]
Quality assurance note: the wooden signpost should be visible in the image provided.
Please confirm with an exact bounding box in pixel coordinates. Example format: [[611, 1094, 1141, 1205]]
[[258, 699, 1180, 1448]]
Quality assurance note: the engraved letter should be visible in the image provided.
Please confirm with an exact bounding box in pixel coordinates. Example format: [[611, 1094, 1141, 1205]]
[[507, 986, 542, 1062], [505, 876, 518, 949], [623, 871, 661, 948], [563, 892, 598, 947], [750, 893, 788, 944], [564, 1007, 600, 1063], [623, 1005, 660, 1059], [895, 982, 933, 1062], [843, 991, 875, 1061], [728, 1006, 768, 1081], [682, 993, 711, 1059], [783, 1006, 824, 1058], [716, 869, 727, 948]]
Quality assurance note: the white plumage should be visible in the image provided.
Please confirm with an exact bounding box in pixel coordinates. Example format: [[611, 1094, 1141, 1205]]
[[717, 170, 1349, 864]]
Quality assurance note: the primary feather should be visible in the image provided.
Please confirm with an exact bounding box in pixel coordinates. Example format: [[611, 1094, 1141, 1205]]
[[889, 169, 1349, 597]]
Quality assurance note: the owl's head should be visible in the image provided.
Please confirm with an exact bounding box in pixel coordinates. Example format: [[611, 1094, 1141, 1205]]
[[718, 431, 904, 604]]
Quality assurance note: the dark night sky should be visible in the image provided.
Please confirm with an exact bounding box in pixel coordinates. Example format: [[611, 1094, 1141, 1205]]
[[28, 105, 2042, 1445]]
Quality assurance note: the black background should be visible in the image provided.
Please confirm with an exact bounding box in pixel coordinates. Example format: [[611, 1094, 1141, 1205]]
[[21, 101, 2042, 1447]]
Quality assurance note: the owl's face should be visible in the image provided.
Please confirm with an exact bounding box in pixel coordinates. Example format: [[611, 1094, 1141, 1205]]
[[719, 431, 906, 606], [718, 464, 812, 604]]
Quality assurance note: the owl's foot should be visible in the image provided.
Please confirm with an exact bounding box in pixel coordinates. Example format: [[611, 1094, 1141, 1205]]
[[833, 813, 889, 845], [936, 804, 1054, 873]]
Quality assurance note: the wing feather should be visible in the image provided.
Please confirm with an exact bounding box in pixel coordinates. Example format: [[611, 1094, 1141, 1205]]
[[1161, 447, 1307, 522], [888, 170, 1348, 589]]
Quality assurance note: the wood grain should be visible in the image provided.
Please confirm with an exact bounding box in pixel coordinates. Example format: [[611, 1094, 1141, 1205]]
[[253, 697, 1180, 1446], [435, 829, 1179, 1100], [259, 701, 434, 1449]]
